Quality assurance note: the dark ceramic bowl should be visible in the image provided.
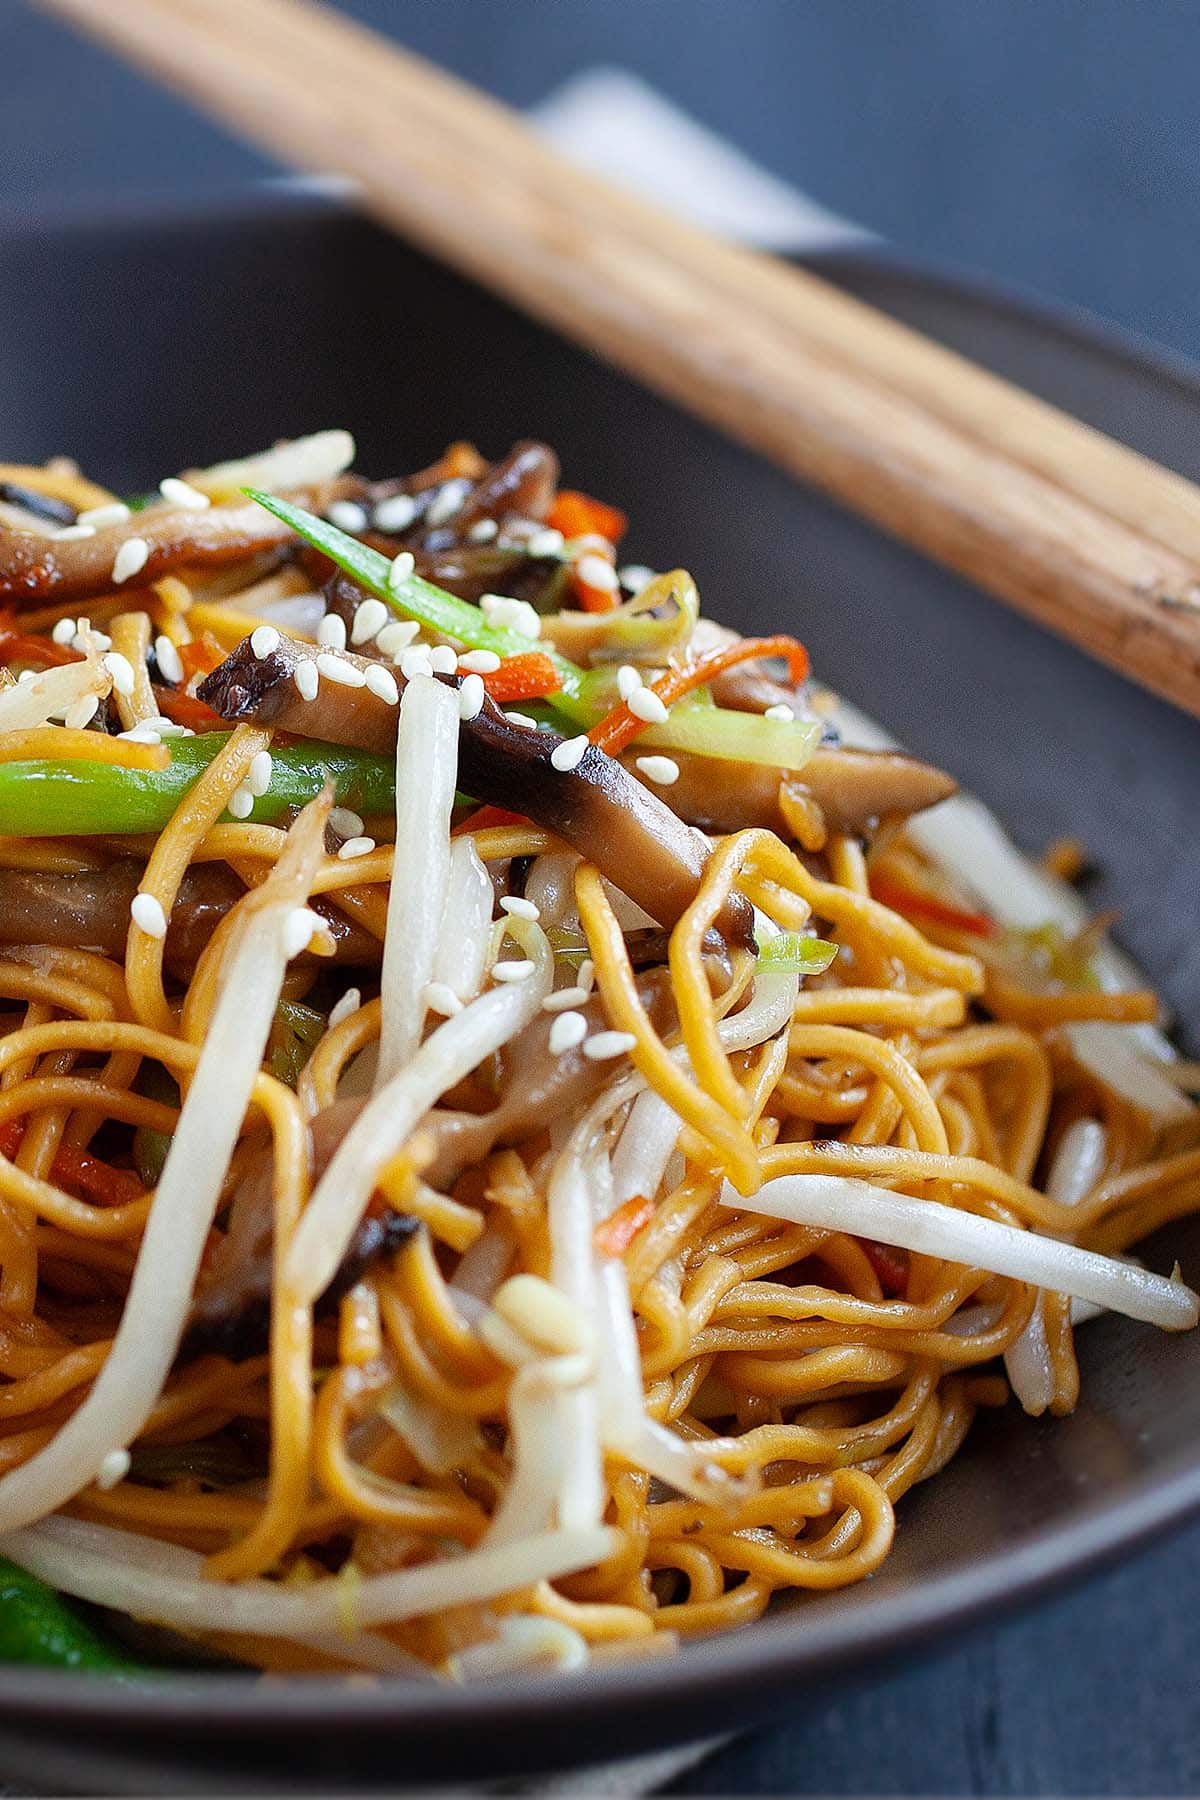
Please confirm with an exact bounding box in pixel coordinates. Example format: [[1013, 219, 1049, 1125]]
[[0, 191, 1198, 1794]]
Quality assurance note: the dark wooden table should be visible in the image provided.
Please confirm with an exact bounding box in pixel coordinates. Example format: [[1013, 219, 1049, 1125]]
[[6, 3, 1200, 1792]]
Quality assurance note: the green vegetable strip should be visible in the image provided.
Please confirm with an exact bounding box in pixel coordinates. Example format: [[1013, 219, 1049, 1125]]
[[631, 705, 821, 772], [0, 1556, 148, 1675], [758, 933, 839, 975], [0, 735, 394, 836]]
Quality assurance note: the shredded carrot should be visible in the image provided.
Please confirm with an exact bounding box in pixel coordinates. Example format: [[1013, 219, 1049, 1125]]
[[869, 876, 996, 939], [452, 804, 529, 837], [480, 653, 563, 704], [0, 620, 82, 670], [547, 490, 627, 545], [587, 633, 810, 757], [0, 1121, 143, 1207], [571, 564, 621, 614], [177, 634, 226, 683], [0, 728, 169, 773], [594, 1193, 655, 1257], [153, 686, 223, 732], [859, 1238, 909, 1297]]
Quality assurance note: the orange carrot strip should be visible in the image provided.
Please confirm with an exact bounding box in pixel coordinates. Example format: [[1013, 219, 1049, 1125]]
[[480, 652, 563, 704], [594, 1194, 655, 1258], [869, 876, 997, 939], [587, 633, 810, 757], [547, 490, 627, 545]]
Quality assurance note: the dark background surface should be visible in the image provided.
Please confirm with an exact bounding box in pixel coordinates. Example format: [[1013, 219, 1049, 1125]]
[[4, 3, 1200, 1794]]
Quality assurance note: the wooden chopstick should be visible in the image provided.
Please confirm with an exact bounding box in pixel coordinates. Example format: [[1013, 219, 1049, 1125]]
[[39, 0, 1200, 717]]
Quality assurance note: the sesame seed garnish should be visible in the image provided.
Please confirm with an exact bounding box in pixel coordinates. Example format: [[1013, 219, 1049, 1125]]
[[387, 551, 416, 593], [117, 725, 162, 746], [578, 958, 596, 993], [283, 907, 323, 959], [350, 598, 388, 644], [467, 518, 499, 543], [328, 987, 362, 1028], [102, 651, 136, 697], [329, 809, 365, 842], [327, 500, 368, 532], [146, 716, 192, 739], [96, 1448, 131, 1491], [246, 749, 274, 797], [550, 734, 589, 772], [131, 893, 167, 939], [364, 663, 399, 704], [64, 695, 99, 730], [425, 479, 470, 526], [548, 1010, 589, 1055], [372, 493, 417, 533], [542, 986, 590, 1013], [250, 624, 280, 660], [458, 673, 485, 721], [111, 537, 150, 585], [159, 476, 210, 511], [480, 594, 541, 639], [457, 649, 501, 674], [337, 835, 376, 860], [618, 564, 655, 593], [582, 1031, 636, 1062], [525, 527, 565, 559], [428, 645, 459, 675], [293, 660, 320, 701], [616, 664, 643, 701], [492, 959, 535, 983], [376, 620, 420, 659], [635, 754, 680, 786], [575, 553, 620, 593], [317, 612, 348, 650], [500, 895, 539, 919], [627, 686, 669, 724], [504, 710, 538, 731], [316, 651, 366, 689], [228, 785, 255, 820], [52, 524, 95, 541], [77, 502, 130, 529], [423, 981, 463, 1017], [72, 627, 111, 654], [51, 617, 77, 646], [154, 634, 184, 685], [399, 646, 434, 682], [764, 703, 795, 721]]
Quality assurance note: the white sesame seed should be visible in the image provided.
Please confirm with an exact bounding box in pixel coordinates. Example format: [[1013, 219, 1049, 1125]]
[[504, 710, 538, 731], [117, 725, 162, 745], [350, 598, 389, 644], [457, 649, 501, 674], [96, 1448, 131, 1491], [64, 695, 99, 730], [635, 754, 680, 786], [316, 651, 366, 688], [570, 533, 615, 557], [376, 620, 420, 660], [764, 703, 796, 721], [250, 624, 280, 660], [131, 893, 167, 939], [51, 617, 77, 646], [147, 718, 192, 739], [293, 659, 320, 701], [102, 650, 136, 697], [338, 835, 376, 860], [500, 895, 539, 919], [154, 634, 184, 685], [582, 1031, 636, 1062], [51, 524, 95, 541], [467, 518, 498, 543], [317, 612, 348, 650], [283, 906, 323, 959], [627, 686, 669, 724], [399, 646, 434, 682], [425, 479, 470, 526], [72, 628, 111, 654], [246, 749, 274, 797], [541, 986, 590, 1013], [428, 644, 459, 675], [492, 959, 535, 983], [387, 551, 416, 593], [480, 594, 541, 639], [550, 734, 589, 773], [159, 476, 210, 511], [364, 663, 399, 705], [525, 527, 565, 559], [329, 807, 364, 839], [618, 564, 655, 593], [575, 553, 620, 593], [616, 664, 643, 701], [458, 673, 485, 721], [372, 492, 417, 533], [578, 957, 595, 994], [328, 987, 362, 1028], [111, 536, 150, 585], [228, 784, 255, 820], [77, 502, 129, 529], [423, 980, 463, 1017], [548, 1010, 589, 1055], [327, 500, 368, 532]]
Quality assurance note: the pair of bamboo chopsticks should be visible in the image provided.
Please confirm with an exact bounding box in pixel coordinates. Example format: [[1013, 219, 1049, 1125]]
[[39, 0, 1200, 718]]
